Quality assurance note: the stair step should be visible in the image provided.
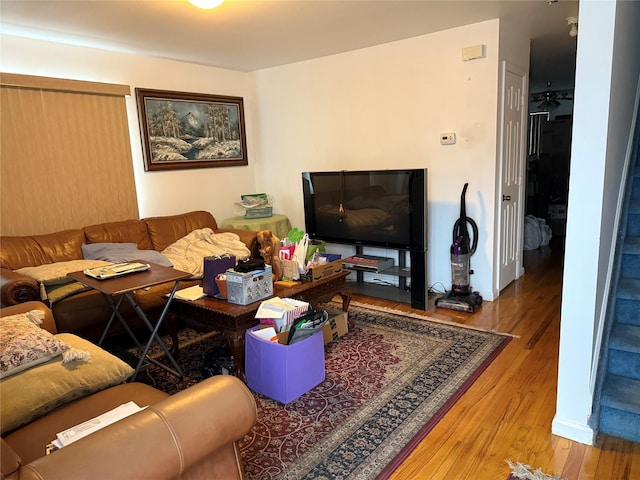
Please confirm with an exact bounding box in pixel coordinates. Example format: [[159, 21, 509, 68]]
[[621, 246, 640, 279], [608, 325, 640, 380], [610, 324, 640, 354], [601, 374, 640, 415], [633, 175, 640, 201], [615, 298, 640, 326], [599, 405, 640, 443], [623, 236, 640, 255], [629, 200, 640, 236], [600, 375, 640, 442], [617, 278, 640, 301]]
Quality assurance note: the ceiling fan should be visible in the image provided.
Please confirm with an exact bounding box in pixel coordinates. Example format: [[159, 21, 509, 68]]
[[530, 82, 574, 110]]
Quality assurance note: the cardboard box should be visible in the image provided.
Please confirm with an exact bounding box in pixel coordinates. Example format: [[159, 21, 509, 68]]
[[245, 325, 325, 403], [301, 259, 343, 282], [227, 265, 273, 305], [322, 311, 349, 345]]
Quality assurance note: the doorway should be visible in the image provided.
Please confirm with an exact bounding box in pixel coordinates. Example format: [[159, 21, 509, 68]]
[[526, 96, 574, 242]]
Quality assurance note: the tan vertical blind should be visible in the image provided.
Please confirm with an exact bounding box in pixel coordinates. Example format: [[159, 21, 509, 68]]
[[0, 73, 139, 236]]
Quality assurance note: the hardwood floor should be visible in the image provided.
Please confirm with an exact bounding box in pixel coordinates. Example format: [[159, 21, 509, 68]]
[[350, 239, 640, 479]]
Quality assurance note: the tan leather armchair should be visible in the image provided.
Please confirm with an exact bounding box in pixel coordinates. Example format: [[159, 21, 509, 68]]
[[1, 302, 258, 480]]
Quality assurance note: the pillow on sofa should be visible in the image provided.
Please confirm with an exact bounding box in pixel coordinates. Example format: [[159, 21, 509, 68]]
[[15, 259, 112, 285], [15, 260, 112, 303], [82, 242, 173, 267], [0, 333, 134, 435], [0, 311, 70, 379]]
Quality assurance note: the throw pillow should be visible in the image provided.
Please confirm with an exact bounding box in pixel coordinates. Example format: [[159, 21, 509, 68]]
[[82, 242, 173, 267], [15, 259, 112, 285], [0, 333, 134, 435], [15, 260, 112, 303], [0, 312, 70, 379]]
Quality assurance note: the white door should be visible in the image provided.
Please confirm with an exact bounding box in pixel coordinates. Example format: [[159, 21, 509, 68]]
[[497, 61, 527, 292]]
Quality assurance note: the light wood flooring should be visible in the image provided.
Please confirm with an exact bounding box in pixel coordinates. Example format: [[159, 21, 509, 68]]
[[350, 239, 640, 480]]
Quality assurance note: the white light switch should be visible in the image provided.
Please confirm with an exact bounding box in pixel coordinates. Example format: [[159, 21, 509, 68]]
[[440, 133, 456, 145]]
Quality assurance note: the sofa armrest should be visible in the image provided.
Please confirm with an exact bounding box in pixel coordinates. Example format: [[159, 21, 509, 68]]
[[216, 228, 260, 259], [0, 268, 39, 307], [0, 301, 57, 333], [1, 439, 21, 478], [18, 375, 257, 480]]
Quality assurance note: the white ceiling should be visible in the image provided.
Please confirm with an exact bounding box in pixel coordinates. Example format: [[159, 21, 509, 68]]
[[1, 0, 579, 92]]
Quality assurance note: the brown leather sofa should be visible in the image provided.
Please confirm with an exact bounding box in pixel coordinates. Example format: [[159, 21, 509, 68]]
[[0, 210, 259, 342], [1, 302, 258, 480]]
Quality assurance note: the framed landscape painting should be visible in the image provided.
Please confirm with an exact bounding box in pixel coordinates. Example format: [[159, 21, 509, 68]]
[[135, 88, 248, 171]]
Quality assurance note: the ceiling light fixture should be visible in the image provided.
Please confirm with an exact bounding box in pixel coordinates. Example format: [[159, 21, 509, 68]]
[[567, 16, 578, 38], [189, 0, 224, 9]]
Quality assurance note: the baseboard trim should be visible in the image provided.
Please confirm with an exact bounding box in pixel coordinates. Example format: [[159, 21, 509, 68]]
[[551, 416, 596, 445]]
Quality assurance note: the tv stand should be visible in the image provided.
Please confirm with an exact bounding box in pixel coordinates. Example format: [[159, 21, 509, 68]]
[[345, 246, 427, 310]]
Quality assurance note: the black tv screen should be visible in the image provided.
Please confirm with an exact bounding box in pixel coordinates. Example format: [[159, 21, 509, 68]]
[[302, 169, 427, 251]]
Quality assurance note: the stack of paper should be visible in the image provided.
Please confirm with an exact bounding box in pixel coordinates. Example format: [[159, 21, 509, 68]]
[[50, 401, 145, 449], [255, 297, 310, 332], [250, 326, 279, 342], [173, 285, 206, 301]]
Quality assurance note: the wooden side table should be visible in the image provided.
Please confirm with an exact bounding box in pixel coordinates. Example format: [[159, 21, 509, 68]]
[[220, 213, 292, 239], [68, 263, 192, 381]]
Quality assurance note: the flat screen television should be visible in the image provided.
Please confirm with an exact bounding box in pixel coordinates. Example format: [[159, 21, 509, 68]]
[[302, 169, 427, 251]]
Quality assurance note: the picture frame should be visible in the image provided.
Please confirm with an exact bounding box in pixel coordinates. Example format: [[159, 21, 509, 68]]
[[135, 88, 248, 171]]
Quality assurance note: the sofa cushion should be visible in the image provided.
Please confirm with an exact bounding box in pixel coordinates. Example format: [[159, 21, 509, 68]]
[[0, 310, 69, 379], [0, 230, 86, 270], [83, 219, 152, 250], [14, 259, 112, 303], [15, 260, 111, 286], [81, 242, 173, 267], [144, 210, 217, 252], [0, 334, 134, 435]]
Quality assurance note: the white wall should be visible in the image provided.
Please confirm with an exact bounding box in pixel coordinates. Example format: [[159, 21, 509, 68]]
[[254, 20, 501, 299], [1, 19, 529, 301], [553, 0, 640, 444], [0, 34, 259, 222]]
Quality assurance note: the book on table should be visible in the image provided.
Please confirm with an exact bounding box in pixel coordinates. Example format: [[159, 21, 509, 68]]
[[83, 262, 151, 280]]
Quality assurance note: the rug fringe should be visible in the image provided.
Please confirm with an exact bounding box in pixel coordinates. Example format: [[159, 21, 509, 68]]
[[347, 300, 519, 338], [506, 460, 567, 480]]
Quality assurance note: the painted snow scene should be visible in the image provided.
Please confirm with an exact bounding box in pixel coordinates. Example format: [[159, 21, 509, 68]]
[[139, 93, 247, 171]]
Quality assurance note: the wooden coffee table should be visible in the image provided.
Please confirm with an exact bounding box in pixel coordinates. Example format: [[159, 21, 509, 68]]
[[170, 271, 352, 380]]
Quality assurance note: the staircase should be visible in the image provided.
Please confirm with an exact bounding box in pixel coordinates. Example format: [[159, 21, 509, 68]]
[[592, 120, 640, 443]]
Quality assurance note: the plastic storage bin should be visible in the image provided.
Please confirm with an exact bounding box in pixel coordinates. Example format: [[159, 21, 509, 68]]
[[226, 265, 273, 305], [245, 325, 325, 403]]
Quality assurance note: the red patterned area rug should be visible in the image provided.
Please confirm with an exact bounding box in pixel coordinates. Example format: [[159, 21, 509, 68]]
[[239, 304, 511, 480]]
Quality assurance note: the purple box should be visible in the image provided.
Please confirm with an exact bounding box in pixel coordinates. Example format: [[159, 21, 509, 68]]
[[245, 326, 325, 404]]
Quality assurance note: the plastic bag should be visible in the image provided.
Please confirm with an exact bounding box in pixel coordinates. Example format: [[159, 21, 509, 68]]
[[293, 233, 309, 273], [523, 215, 552, 250]]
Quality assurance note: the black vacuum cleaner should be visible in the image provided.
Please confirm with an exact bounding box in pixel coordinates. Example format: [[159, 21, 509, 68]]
[[435, 183, 483, 312]]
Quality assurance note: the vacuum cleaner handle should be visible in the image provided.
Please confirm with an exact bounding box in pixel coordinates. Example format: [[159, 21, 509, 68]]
[[452, 183, 478, 256]]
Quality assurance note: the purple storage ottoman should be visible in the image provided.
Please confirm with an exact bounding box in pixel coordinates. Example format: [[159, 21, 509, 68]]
[[245, 325, 325, 404]]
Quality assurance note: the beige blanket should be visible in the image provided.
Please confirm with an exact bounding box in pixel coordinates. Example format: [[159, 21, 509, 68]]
[[161, 228, 251, 277]]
